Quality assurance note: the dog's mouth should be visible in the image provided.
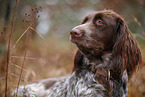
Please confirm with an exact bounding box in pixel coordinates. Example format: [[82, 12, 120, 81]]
[[69, 35, 76, 43], [70, 35, 104, 55]]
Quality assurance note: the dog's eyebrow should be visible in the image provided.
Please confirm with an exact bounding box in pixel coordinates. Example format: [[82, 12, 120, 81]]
[[82, 16, 89, 24], [93, 13, 103, 20]]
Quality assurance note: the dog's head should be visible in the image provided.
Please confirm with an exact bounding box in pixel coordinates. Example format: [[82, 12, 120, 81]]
[[70, 10, 121, 58], [70, 10, 142, 79]]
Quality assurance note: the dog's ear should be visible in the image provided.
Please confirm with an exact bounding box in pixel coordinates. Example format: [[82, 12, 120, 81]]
[[72, 50, 84, 73], [111, 17, 142, 80]]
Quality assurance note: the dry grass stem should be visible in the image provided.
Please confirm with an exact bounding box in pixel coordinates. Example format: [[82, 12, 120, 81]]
[[133, 17, 145, 36], [10, 73, 26, 82], [11, 19, 36, 52], [5, 0, 18, 96], [11, 56, 37, 60], [10, 63, 27, 72], [0, 77, 6, 80], [15, 31, 30, 97], [134, 34, 145, 41], [29, 27, 44, 39]]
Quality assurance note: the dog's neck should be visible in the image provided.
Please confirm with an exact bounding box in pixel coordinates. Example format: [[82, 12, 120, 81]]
[[85, 53, 112, 69], [73, 50, 113, 77]]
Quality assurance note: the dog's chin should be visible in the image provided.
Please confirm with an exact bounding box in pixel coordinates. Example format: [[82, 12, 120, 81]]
[[76, 44, 103, 58], [70, 36, 104, 55], [70, 36, 80, 44], [70, 38, 76, 44]]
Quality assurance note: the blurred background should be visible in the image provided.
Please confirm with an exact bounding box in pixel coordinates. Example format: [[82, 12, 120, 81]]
[[0, 0, 145, 96]]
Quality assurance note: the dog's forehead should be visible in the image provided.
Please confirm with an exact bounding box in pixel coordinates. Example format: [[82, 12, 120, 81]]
[[83, 10, 118, 19]]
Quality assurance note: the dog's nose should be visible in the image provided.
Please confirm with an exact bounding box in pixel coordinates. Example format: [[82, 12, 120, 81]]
[[70, 29, 83, 37]]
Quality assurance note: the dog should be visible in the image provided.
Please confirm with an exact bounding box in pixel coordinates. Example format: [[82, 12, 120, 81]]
[[11, 10, 142, 97]]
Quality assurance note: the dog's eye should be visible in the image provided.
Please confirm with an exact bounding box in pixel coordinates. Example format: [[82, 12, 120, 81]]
[[96, 19, 104, 26]]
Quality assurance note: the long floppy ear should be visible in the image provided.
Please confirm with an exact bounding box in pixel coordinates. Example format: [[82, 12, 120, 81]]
[[111, 18, 142, 80], [72, 50, 84, 74]]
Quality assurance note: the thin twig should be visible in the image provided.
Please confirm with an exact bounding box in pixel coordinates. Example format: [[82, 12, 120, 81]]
[[133, 16, 145, 36], [11, 27, 30, 50], [5, 0, 18, 96], [10, 73, 26, 82], [10, 63, 27, 72], [11, 18, 36, 52], [16, 27, 30, 97], [0, 77, 6, 80], [134, 34, 145, 41], [11, 56, 37, 60], [29, 27, 44, 39]]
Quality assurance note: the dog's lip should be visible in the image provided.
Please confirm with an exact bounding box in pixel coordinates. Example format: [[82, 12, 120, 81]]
[[94, 48, 104, 52], [70, 35, 103, 52], [94, 48, 99, 51], [70, 35, 80, 43], [94, 47, 103, 51], [70, 35, 74, 42]]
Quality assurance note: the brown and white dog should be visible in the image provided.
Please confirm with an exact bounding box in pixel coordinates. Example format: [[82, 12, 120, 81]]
[[11, 10, 142, 97]]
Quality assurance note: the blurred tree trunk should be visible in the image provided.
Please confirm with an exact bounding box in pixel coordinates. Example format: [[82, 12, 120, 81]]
[[5, 0, 11, 24], [0, 0, 11, 77]]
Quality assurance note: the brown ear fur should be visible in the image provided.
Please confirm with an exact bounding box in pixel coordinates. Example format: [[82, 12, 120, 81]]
[[111, 18, 142, 80]]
